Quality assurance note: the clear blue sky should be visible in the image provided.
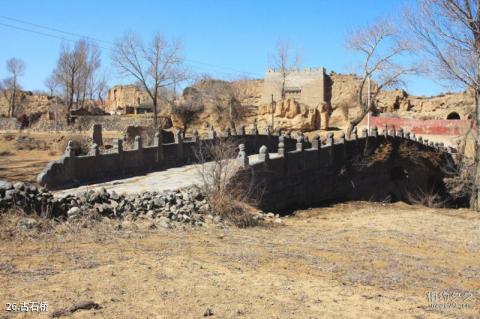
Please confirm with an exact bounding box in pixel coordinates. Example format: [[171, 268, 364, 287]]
[[0, 0, 454, 96]]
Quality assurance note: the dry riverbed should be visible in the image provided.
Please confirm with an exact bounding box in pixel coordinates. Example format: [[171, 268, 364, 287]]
[[1, 201, 479, 318]]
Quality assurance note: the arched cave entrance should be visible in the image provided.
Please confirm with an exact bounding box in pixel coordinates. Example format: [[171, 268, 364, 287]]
[[446, 112, 461, 120]]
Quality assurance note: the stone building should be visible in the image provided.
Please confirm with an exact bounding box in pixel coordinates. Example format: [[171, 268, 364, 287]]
[[262, 67, 330, 107], [262, 67, 332, 129], [106, 85, 153, 115]]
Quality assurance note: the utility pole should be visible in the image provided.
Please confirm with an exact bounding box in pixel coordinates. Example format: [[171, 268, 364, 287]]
[[271, 94, 275, 130], [367, 75, 371, 134]]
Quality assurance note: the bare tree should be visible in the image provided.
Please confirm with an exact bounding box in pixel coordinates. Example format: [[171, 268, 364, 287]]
[[111, 32, 186, 128], [346, 19, 417, 137], [2, 58, 25, 117], [194, 139, 261, 227], [269, 40, 302, 100], [44, 74, 58, 97], [198, 76, 248, 133], [51, 40, 101, 122], [79, 41, 101, 108], [405, 0, 480, 209], [171, 87, 204, 137], [95, 74, 109, 106]]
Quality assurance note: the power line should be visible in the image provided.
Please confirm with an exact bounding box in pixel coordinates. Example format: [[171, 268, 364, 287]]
[[0, 15, 263, 78], [0, 15, 113, 46]]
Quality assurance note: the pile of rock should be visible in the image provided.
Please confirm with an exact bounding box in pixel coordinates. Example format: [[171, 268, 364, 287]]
[[0, 181, 211, 227], [0, 181, 284, 228]]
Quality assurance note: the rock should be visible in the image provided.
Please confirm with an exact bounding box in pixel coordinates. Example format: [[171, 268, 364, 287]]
[[110, 200, 119, 208], [13, 182, 25, 191], [274, 218, 284, 225], [203, 307, 214, 317], [67, 207, 81, 218], [0, 180, 12, 190], [146, 210, 155, 218], [17, 218, 37, 230], [158, 219, 171, 229]]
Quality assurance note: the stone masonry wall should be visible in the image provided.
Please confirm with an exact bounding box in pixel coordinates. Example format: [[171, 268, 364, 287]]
[[29, 114, 171, 132], [37, 125, 297, 190], [233, 127, 455, 213], [0, 117, 21, 130]]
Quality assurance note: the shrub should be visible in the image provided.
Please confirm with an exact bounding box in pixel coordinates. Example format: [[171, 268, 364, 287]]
[[194, 138, 261, 227], [56, 135, 90, 155]]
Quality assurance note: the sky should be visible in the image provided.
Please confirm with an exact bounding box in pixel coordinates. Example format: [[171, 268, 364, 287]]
[[0, 0, 457, 96]]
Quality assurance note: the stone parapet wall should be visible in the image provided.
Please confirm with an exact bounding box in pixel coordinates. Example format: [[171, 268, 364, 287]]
[[37, 126, 297, 190], [233, 127, 455, 213]]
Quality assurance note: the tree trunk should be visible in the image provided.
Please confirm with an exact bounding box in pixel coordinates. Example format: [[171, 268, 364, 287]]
[[473, 67, 480, 211], [471, 7, 480, 211], [347, 106, 368, 138], [153, 98, 158, 129], [11, 78, 16, 117]]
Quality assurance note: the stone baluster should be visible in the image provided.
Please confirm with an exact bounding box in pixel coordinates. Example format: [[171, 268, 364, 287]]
[[311, 134, 320, 150], [239, 125, 246, 136], [90, 143, 100, 156], [252, 122, 259, 135], [259, 145, 270, 167], [352, 127, 358, 140], [65, 140, 75, 157], [362, 128, 368, 138], [326, 132, 334, 146], [296, 135, 304, 152], [274, 128, 281, 136], [154, 132, 163, 162], [339, 132, 346, 144], [175, 130, 183, 143], [278, 136, 286, 156], [397, 128, 404, 139], [134, 136, 142, 150], [114, 139, 123, 154], [191, 130, 199, 143], [237, 144, 249, 167], [372, 127, 378, 138], [175, 130, 184, 159], [209, 127, 217, 140]]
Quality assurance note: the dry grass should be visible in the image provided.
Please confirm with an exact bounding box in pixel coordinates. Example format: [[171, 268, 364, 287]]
[[0, 202, 479, 318], [406, 187, 448, 208], [55, 135, 91, 155], [194, 139, 261, 228], [398, 141, 443, 168]]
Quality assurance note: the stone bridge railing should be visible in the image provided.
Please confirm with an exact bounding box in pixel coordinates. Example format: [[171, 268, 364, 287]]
[[37, 123, 454, 197], [37, 125, 299, 189], [232, 126, 456, 213]]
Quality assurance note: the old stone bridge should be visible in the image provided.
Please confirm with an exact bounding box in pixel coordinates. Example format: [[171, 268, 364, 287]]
[[38, 125, 456, 212]]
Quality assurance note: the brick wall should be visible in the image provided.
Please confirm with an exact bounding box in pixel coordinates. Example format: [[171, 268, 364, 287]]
[[364, 116, 472, 136]]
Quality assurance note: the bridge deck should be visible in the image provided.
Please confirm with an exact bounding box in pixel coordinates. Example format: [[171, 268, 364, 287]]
[[54, 153, 278, 197]]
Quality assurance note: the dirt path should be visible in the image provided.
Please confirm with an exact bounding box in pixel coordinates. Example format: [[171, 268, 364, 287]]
[[1, 202, 479, 318]]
